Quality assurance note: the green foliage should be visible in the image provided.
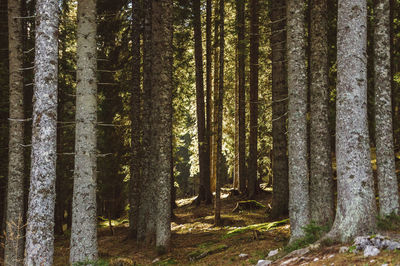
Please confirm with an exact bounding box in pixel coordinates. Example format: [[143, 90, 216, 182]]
[[377, 213, 400, 231], [154, 258, 177, 265], [225, 219, 289, 238], [284, 222, 329, 252], [187, 243, 228, 261]]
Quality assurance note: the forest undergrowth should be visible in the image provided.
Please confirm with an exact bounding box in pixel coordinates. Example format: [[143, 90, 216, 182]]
[[49, 187, 400, 265]]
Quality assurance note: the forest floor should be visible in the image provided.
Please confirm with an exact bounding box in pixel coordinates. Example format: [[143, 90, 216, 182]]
[[50, 187, 400, 266]]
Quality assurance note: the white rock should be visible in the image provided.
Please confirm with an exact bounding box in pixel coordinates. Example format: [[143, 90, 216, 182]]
[[152, 258, 160, 263], [268, 249, 279, 257], [381, 264, 389, 266], [239, 253, 248, 258], [363, 245, 380, 257], [369, 260, 375, 263], [256, 259, 272, 266], [339, 246, 349, 253], [328, 254, 335, 259], [313, 258, 319, 262]]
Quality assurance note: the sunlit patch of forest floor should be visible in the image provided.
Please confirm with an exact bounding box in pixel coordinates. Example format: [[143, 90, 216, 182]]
[[52, 188, 400, 265]]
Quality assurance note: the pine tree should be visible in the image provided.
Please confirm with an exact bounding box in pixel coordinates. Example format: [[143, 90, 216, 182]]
[[5, 0, 25, 263], [309, 0, 334, 226], [327, 0, 377, 242], [287, 0, 310, 242], [25, 0, 59, 263], [374, 0, 399, 216], [70, 0, 98, 262]]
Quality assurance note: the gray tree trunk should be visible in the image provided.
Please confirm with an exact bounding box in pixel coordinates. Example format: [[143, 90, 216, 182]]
[[327, 0, 377, 243], [309, 0, 334, 227], [152, 0, 172, 251], [374, 0, 399, 216], [70, 0, 98, 263], [270, 0, 289, 219], [5, 0, 25, 264], [25, 0, 59, 264], [287, 0, 310, 242]]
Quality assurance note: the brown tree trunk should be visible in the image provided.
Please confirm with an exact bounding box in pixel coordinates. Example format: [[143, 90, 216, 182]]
[[194, 0, 212, 205], [236, 0, 246, 194], [248, 0, 259, 200], [215, 0, 224, 226], [205, 0, 212, 201], [270, 0, 289, 219]]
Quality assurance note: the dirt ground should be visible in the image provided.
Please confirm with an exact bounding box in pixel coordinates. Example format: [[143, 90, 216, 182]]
[[50, 189, 400, 265]]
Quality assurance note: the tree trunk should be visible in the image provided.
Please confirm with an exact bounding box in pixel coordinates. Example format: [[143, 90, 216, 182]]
[[248, 0, 259, 200], [70, 0, 98, 263], [215, 0, 224, 226], [287, 0, 310, 242], [309, 0, 334, 226], [137, 0, 156, 244], [129, 0, 142, 238], [236, 0, 246, 194], [205, 0, 212, 197], [270, 0, 289, 219], [374, 0, 399, 216], [25, 0, 59, 264], [5, 0, 25, 264], [327, 0, 377, 243], [152, 0, 173, 251], [193, 0, 211, 205]]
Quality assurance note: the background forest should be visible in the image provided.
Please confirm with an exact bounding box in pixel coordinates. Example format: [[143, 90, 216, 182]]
[[2, 0, 400, 265]]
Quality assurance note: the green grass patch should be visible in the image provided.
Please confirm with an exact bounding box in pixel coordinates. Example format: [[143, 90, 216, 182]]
[[73, 259, 109, 266], [284, 222, 329, 252], [224, 219, 289, 238], [187, 243, 228, 261]]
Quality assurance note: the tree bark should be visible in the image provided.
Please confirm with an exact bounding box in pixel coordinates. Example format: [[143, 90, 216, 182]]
[[215, 0, 224, 227], [327, 0, 377, 242], [374, 0, 399, 216], [309, 0, 334, 226], [193, 0, 211, 204], [129, 0, 142, 238], [248, 0, 259, 200], [236, 0, 246, 194], [205, 0, 212, 197], [25, 0, 59, 264], [270, 0, 289, 219], [152, 0, 173, 251], [287, 0, 310, 242], [70, 0, 98, 262], [5, 0, 25, 264]]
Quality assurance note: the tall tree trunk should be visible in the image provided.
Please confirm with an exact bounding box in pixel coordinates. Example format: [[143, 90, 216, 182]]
[[205, 0, 212, 198], [215, 0, 224, 226], [248, 0, 259, 199], [70, 0, 98, 262], [236, 0, 246, 194], [5, 0, 25, 264], [129, 0, 142, 238], [137, 0, 155, 244], [25, 0, 59, 264], [270, 0, 289, 219], [374, 0, 399, 216], [327, 0, 377, 243], [152, 0, 173, 251], [309, 0, 334, 226], [287, 0, 310, 242], [193, 0, 211, 205]]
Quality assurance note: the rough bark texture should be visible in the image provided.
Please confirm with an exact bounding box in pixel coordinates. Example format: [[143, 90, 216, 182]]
[[137, 0, 156, 243], [309, 0, 334, 226], [5, 0, 25, 264], [215, 0, 224, 226], [270, 0, 289, 219], [287, 0, 310, 242], [152, 0, 172, 250], [194, 0, 211, 204], [328, 0, 377, 243], [374, 0, 399, 216], [236, 0, 246, 194], [25, 0, 59, 264], [248, 0, 259, 200], [70, 0, 98, 262], [205, 0, 212, 196], [129, 0, 142, 238]]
